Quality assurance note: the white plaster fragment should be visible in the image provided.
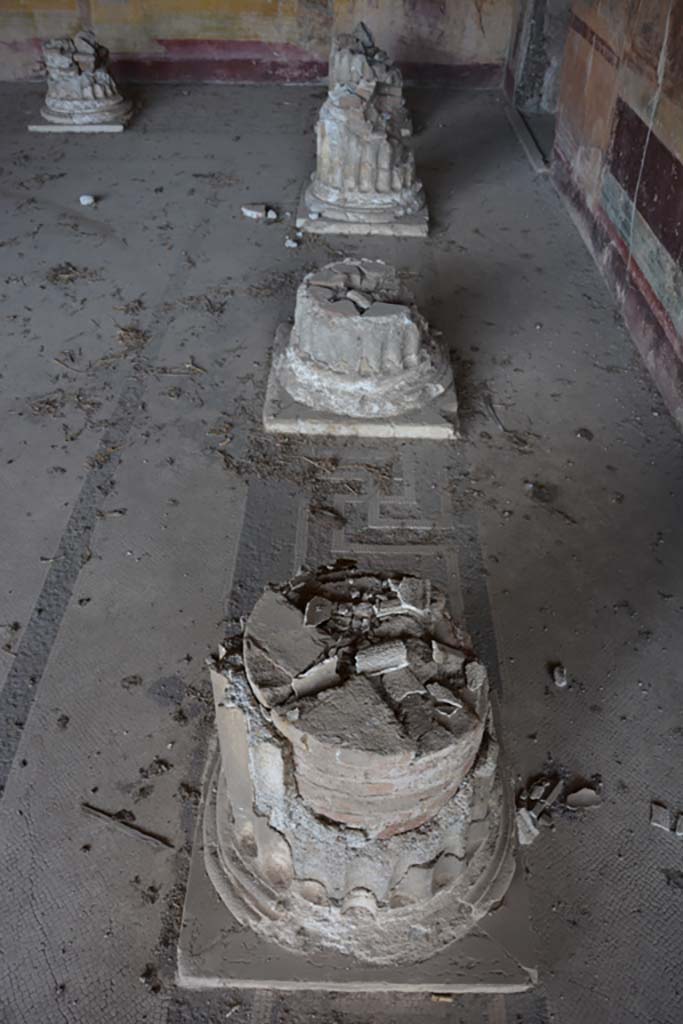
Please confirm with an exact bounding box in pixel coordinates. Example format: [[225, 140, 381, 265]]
[[566, 786, 601, 809], [356, 639, 408, 675], [650, 801, 671, 831], [396, 576, 431, 611], [552, 663, 568, 688], [363, 301, 412, 319], [329, 298, 361, 317], [241, 204, 268, 220], [530, 779, 564, 819], [347, 289, 372, 310], [304, 596, 333, 627], [433, 642, 466, 674], [427, 682, 463, 708], [516, 807, 540, 846], [465, 661, 487, 693], [291, 657, 341, 698], [382, 668, 425, 703]]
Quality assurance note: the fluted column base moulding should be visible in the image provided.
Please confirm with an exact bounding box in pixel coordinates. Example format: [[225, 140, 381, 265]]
[[28, 30, 132, 133], [263, 260, 459, 439], [177, 567, 537, 993]]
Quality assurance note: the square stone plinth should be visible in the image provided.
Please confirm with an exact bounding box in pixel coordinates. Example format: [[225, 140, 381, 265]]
[[263, 326, 459, 440], [296, 197, 429, 238], [28, 122, 126, 133], [177, 747, 537, 994]]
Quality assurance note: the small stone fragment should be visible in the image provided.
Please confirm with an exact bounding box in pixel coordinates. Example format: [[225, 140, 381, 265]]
[[356, 640, 408, 675], [292, 657, 340, 698], [382, 668, 425, 703], [328, 299, 361, 317], [566, 786, 601, 809], [241, 204, 268, 220], [304, 596, 333, 627], [552, 664, 568, 689], [396, 577, 431, 612], [245, 589, 326, 682], [650, 801, 671, 832], [79, 193, 95, 206], [530, 779, 564, 819], [346, 289, 372, 310], [465, 661, 487, 693], [376, 597, 404, 618], [308, 270, 347, 289], [308, 285, 335, 303], [516, 807, 540, 846], [427, 682, 462, 707], [675, 813, 683, 838], [433, 642, 466, 674], [363, 301, 412, 319], [284, 237, 299, 249]]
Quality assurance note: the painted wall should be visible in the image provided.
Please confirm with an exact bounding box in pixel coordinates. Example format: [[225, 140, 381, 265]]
[[553, 0, 683, 427], [0, 0, 515, 82]]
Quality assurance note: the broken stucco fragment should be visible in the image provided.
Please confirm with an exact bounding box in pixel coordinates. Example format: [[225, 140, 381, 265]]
[[38, 30, 131, 127], [203, 565, 516, 965]]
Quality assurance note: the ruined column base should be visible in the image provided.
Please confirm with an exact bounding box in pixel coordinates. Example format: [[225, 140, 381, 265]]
[[264, 325, 459, 439], [177, 741, 536, 993], [296, 195, 429, 238]]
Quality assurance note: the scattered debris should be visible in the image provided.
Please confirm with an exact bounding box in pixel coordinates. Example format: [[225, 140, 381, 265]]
[[47, 262, 100, 286], [117, 324, 149, 352], [576, 427, 594, 441], [121, 673, 143, 689], [284, 237, 299, 248], [551, 663, 568, 689], [650, 800, 682, 836], [566, 786, 601, 809], [517, 771, 603, 845], [356, 639, 408, 675], [79, 194, 95, 206], [139, 962, 161, 994], [80, 801, 174, 849], [524, 480, 557, 504], [304, 596, 334, 627], [651, 801, 671, 831], [516, 807, 540, 846], [662, 868, 683, 889], [241, 203, 277, 221]]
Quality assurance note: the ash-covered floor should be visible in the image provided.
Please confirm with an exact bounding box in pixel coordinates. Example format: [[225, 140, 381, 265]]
[[0, 83, 682, 1024]]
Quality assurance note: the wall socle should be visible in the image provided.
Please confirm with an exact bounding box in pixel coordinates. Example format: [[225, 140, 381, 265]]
[[0, 0, 515, 82]]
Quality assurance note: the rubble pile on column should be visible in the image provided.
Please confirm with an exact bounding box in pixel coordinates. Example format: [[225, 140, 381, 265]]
[[205, 566, 515, 964]]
